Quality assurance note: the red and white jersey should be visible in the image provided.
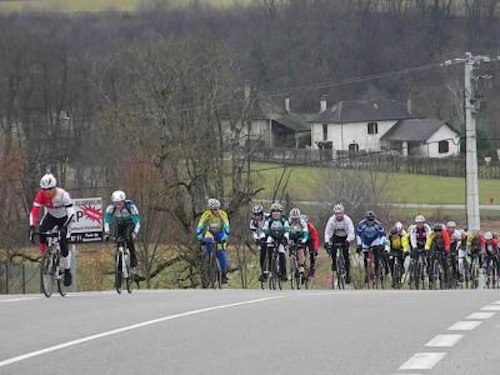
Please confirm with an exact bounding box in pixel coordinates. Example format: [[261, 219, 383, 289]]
[[29, 188, 75, 226]]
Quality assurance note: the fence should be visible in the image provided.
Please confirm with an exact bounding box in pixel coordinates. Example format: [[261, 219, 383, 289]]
[[250, 147, 500, 179], [0, 260, 40, 294]]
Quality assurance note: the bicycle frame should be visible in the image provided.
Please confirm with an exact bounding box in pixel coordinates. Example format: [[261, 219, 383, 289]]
[[39, 228, 67, 298], [113, 236, 133, 294]]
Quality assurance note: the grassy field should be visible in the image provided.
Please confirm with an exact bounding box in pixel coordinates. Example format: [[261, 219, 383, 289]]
[[252, 162, 500, 205], [0, 0, 250, 12]]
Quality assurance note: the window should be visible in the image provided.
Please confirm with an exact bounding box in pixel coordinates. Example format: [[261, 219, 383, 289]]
[[367, 122, 378, 135], [348, 143, 359, 155], [322, 124, 328, 141], [438, 140, 449, 154]]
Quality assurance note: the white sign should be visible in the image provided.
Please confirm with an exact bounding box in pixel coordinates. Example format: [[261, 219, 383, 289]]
[[70, 197, 103, 243]]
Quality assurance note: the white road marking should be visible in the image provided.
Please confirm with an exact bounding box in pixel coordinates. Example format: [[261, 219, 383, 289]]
[[425, 334, 463, 347], [492, 300, 500, 305], [0, 297, 39, 303], [481, 305, 500, 311], [466, 312, 495, 319], [448, 321, 482, 331], [399, 352, 446, 370], [0, 296, 281, 368]]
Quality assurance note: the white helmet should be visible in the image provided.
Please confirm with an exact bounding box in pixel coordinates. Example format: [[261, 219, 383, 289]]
[[289, 208, 301, 219], [333, 203, 344, 213], [111, 190, 126, 203], [394, 221, 403, 232], [415, 215, 425, 223], [484, 231, 493, 241], [40, 173, 57, 189], [446, 221, 456, 228], [270, 202, 283, 212], [208, 198, 221, 210]]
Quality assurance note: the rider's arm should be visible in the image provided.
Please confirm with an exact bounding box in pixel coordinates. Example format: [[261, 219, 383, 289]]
[[129, 202, 141, 235], [345, 215, 356, 244], [283, 219, 290, 241], [103, 205, 114, 233], [324, 216, 335, 243], [29, 190, 45, 227], [443, 230, 451, 253], [424, 232, 434, 251], [220, 210, 231, 235], [402, 234, 410, 253], [196, 210, 210, 236], [61, 190, 75, 228], [410, 227, 417, 249]]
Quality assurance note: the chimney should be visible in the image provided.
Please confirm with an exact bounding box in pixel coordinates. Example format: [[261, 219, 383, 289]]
[[284, 96, 290, 113], [320, 95, 327, 112], [244, 80, 251, 100], [407, 98, 412, 115]]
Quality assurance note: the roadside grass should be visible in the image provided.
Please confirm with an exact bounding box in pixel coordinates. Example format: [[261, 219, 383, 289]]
[[0, 0, 251, 12], [252, 162, 500, 205]]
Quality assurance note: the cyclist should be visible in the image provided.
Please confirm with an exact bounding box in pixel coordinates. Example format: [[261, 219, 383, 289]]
[[425, 223, 451, 286], [261, 202, 290, 282], [29, 173, 75, 287], [324, 203, 355, 283], [303, 215, 320, 277], [288, 208, 309, 275], [480, 231, 499, 287], [386, 222, 410, 286], [445, 221, 463, 282], [356, 210, 386, 282], [250, 204, 270, 282], [104, 190, 141, 270], [196, 198, 231, 284]]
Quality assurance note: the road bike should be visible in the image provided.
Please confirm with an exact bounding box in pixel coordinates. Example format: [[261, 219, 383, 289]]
[[113, 236, 134, 294], [39, 228, 68, 298]]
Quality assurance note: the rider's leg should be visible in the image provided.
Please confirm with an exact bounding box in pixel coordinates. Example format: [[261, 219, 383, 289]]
[[343, 244, 351, 283], [278, 243, 287, 280]]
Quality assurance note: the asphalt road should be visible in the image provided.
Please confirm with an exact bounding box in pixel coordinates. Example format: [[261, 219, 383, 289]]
[[1, 289, 499, 375]]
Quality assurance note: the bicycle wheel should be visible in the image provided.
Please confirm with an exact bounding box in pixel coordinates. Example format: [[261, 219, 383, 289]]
[[125, 253, 133, 294], [393, 260, 401, 290], [115, 252, 123, 294], [377, 259, 386, 289], [41, 252, 54, 297], [337, 254, 346, 290], [55, 255, 67, 297], [208, 252, 221, 289], [289, 256, 297, 290], [269, 255, 277, 290]]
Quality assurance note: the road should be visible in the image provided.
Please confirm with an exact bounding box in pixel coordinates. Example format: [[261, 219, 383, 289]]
[[1, 289, 499, 375]]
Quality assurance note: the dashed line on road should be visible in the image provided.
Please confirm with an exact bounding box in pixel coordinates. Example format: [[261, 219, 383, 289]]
[[0, 296, 282, 368], [481, 304, 500, 311], [466, 312, 495, 319], [425, 334, 463, 347], [399, 352, 446, 370], [448, 321, 482, 331]]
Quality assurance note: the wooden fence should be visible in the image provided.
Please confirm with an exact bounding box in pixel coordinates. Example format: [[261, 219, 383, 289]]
[[250, 147, 500, 179]]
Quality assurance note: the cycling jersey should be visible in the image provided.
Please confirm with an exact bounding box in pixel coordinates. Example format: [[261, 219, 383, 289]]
[[29, 188, 75, 226], [307, 221, 320, 253], [356, 219, 385, 248], [387, 232, 410, 252], [289, 218, 309, 244], [196, 209, 230, 241], [104, 200, 141, 235], [425, 230, 451, 253], [410, 224, 431, 249], [250, 213, 269, 241], [324, 214, 355, 243], [261, 215, 290, 242]]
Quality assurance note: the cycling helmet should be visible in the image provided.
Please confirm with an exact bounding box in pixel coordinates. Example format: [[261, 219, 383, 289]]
[[289, 208, 301, 220], [394, 221, 403, 232], [111, 190, 126, 203], [446, 221, 456, 228], [270, 202, 283, 212], [415, 215, 425, 223], [252, 204, 264, 215], [433, 223, 443, 232], [390, 227, 398, 235], [484, 231, 493, 241], [208, 198, 221, 210], [40, 173, 57, 189], [333, 203, 344, 214], [365, 211, 375, 220]]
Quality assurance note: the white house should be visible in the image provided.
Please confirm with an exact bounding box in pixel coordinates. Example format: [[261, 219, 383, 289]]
[[310, 99, 460, 158]]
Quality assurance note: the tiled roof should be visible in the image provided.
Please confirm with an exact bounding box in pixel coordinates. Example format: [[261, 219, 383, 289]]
[[309, 100, 420, 123]]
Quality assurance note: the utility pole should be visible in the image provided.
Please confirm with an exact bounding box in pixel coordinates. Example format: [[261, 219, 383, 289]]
[[442, 52, 498, 231]]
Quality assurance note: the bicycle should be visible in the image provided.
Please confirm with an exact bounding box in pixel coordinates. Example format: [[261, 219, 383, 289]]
[[289, 240, 310, 290], [112, 236, 134, 294], [408, 248, 425, 290], [485, 254, 499, 289], [201, 239, 225, 290], [268, 240, 285, 291], [38, 228, 68, 298], [329, 242, 347, 290], [430, 250, 446, 290], [389, 250, 403, 289], [468, 251, 481, 289], [364, 247, 377, 289]]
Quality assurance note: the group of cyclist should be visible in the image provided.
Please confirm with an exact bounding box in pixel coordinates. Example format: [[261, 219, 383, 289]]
[[28, 172, 499, 289]]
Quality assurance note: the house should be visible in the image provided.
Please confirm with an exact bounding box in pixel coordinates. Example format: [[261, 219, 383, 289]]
[[219, 83, 310, 149], [309, 98, 460, 158], [380, 118, 460, 158]]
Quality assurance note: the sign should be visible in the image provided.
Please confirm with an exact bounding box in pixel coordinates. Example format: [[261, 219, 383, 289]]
[[69, 197, 103, 243]]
